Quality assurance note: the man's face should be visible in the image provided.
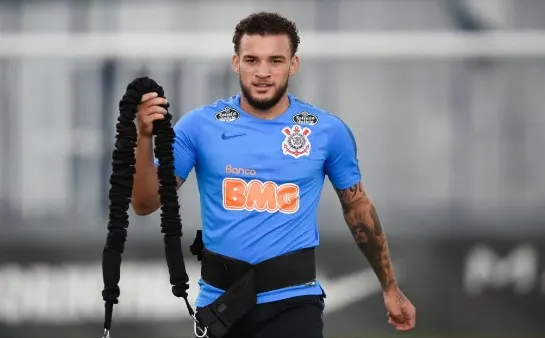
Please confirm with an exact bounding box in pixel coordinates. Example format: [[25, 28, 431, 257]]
[[232, 33, 299, 111]]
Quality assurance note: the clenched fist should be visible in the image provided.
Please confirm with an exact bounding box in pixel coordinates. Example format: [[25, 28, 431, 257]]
[[384, 286, 416, 332], [136, 92, 169, 137]]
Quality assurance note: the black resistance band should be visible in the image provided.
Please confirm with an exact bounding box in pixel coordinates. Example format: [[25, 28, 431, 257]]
[[100, 77, 205, 338]]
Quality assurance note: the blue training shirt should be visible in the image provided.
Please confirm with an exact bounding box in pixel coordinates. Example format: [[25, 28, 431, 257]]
[[156, 93, 361, 308]]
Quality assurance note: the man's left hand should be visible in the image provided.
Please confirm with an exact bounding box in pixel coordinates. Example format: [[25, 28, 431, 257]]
[[383, 285, 416, 332]]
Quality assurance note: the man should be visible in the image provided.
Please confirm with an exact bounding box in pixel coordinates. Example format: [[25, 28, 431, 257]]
[[131, 11, 415, 338]]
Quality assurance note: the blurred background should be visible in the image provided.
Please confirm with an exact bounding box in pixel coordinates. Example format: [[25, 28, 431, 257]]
[[1, 0, 544, 337]]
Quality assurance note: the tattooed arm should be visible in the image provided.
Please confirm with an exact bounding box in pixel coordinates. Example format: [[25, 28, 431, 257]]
[[335, 181, 397, 292], [326, 119, 415, 330]]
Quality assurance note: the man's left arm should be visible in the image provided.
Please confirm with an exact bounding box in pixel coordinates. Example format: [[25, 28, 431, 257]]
[[324, 119, 415, 331], [334, 181, 396, 292]]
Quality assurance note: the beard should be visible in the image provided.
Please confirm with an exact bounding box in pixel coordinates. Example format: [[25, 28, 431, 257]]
[[239, 76, 289, 111]]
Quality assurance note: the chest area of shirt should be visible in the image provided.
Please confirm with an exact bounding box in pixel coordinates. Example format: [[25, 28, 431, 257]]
[[198, 122, 325, 183]]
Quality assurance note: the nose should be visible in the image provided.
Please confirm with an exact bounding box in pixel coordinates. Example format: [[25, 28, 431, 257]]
[[255, 61, 271, 78]]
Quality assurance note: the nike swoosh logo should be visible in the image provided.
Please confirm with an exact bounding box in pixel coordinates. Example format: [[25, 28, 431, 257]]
[[222, 132, 245, 140]]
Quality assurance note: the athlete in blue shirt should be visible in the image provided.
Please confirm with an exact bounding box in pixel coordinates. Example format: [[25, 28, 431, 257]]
[[131, 11, 415, 338]]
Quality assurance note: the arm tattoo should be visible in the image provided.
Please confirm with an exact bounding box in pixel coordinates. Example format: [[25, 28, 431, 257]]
[[395, 289, 407, 305], [335, 182, 396, 291]]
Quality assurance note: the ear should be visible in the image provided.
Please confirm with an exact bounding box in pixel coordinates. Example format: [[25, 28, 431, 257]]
[[289, 55, 300, 77], [231, 54, 240, 74]]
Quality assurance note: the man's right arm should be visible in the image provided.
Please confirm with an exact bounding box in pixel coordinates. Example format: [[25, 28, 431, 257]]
[[131, 134, 184, 215], [130, 92, 198, 215]]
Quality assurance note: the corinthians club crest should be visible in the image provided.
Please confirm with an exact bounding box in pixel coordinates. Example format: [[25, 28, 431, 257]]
[[282, 125, 312, 159]]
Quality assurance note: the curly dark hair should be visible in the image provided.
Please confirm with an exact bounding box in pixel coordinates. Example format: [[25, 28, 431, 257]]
[[232, 12, 300, 56]]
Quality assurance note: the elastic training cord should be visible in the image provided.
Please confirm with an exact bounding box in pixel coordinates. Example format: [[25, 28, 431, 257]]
[[101, 77, 193, 338]]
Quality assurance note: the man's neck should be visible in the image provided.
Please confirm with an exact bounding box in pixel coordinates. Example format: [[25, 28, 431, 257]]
[[240, 94, 290, 120]]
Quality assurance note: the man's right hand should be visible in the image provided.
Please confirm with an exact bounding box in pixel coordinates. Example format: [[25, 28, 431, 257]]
[[137, 92, 169, 137]]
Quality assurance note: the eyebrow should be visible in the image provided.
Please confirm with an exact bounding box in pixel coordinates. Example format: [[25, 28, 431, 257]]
[[243, 54, 287, 60]]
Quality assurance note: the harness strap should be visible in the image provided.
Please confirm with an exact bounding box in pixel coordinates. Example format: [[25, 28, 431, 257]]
[[196, 269, 257, 338], [192, 234, 317, 338]]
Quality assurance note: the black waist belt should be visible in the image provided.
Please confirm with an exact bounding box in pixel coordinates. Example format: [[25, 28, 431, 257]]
[[190, 231, 316, 338]]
